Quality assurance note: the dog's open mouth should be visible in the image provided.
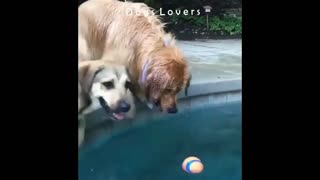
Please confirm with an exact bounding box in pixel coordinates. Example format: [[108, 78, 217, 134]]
[[98, 97, 127, 121], [112, 112, 125, 120]]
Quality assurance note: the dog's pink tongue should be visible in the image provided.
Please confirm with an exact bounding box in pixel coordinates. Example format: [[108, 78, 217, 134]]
[[113, 113, 125, 120]]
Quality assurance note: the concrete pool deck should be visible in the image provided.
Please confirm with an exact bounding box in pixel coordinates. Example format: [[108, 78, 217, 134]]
[[83, 39, 242, 145], [177, 39, 241, 98]]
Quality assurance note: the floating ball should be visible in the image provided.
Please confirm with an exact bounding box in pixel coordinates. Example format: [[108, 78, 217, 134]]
[[182, 156, 204, 174]]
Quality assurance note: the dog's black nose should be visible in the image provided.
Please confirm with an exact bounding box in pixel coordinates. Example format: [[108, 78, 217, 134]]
[[119, 100, 131, 112], [167, 107, 178, 114]]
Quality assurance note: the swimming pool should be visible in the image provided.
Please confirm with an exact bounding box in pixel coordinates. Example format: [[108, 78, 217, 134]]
[[79, 101, 241, 180]]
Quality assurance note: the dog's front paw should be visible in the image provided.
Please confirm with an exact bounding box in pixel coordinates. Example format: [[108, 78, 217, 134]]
[[78, 127, 85, 147], [78, 117, 86, 148]]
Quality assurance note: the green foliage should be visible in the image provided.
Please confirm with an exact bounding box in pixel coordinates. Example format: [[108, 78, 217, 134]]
[[171, 14, 242, 36], [209, 15, 242, 35], [135, 0, 242, 36], [172, 15, 206, 26], [142, 0, 156, 6]]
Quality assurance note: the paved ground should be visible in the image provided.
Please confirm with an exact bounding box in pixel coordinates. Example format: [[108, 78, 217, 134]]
[[177, 39, 242, 84]]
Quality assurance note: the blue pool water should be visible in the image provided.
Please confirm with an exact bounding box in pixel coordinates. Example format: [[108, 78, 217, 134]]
[[79, 101, 241, 180]]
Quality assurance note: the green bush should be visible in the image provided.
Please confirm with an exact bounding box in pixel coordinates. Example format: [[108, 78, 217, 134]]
[[171, 14, 242, 35], [172, 15, 206, 26], [209, 15, 242, 35]]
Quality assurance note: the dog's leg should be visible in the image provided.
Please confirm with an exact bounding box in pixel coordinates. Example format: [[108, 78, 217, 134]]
[[78, 116, 86, 147], [185, 74, 192, 96]]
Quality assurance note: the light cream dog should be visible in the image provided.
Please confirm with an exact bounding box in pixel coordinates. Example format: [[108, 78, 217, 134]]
[[79, 0, 192, 114], [78, 59, 136, 147]]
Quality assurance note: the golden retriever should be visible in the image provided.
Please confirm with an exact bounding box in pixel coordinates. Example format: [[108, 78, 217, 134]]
[[78, 59, 136, 147], [79, 0, 191, 113]]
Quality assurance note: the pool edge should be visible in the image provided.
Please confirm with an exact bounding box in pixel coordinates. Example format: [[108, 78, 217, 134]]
[[84, 79, 241, 128], [81, 79, 242, 147]]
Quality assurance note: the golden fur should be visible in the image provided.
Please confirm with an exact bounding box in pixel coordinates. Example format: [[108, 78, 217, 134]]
[[79, 0, 191, 113]]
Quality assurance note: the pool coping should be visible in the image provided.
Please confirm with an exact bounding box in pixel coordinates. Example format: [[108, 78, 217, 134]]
[[177, 78, 241, 99], [85, 78, 241, 114]]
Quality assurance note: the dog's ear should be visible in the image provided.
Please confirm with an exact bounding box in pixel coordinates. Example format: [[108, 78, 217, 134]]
[[145, 80, 151, 100], [145, 76, 162, 103], [79, 61, 104, 93], [185, 73, 192, 96], [145, 74, 160, 101], [125, 67, 136, 95]]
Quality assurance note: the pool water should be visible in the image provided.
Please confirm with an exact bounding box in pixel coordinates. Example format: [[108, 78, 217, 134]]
[[79, 101, 241, 180]]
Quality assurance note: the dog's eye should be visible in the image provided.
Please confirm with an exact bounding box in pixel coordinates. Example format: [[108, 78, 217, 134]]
[[102, 81, 114, 89], [125, 81, 132, 89]]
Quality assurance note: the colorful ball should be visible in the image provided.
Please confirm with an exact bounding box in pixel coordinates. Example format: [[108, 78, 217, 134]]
[[182, 156, 204, 174]]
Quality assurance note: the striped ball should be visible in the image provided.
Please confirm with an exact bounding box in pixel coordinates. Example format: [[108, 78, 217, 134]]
[[182, 156, 204, 174]]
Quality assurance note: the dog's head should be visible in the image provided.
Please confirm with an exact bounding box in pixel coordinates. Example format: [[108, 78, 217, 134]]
[[79, 61, 136, 120], [142, 38, 191, 113]]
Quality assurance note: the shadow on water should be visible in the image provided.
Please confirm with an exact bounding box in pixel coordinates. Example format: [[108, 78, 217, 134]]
[[79, 101, 241, 180]]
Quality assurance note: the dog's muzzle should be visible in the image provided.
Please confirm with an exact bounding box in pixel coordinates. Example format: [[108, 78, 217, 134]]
[[98, 97, 131, 114], [118, 100, 131, 113], [98, 97, 128, 121], [167, 106, 178, 114]]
